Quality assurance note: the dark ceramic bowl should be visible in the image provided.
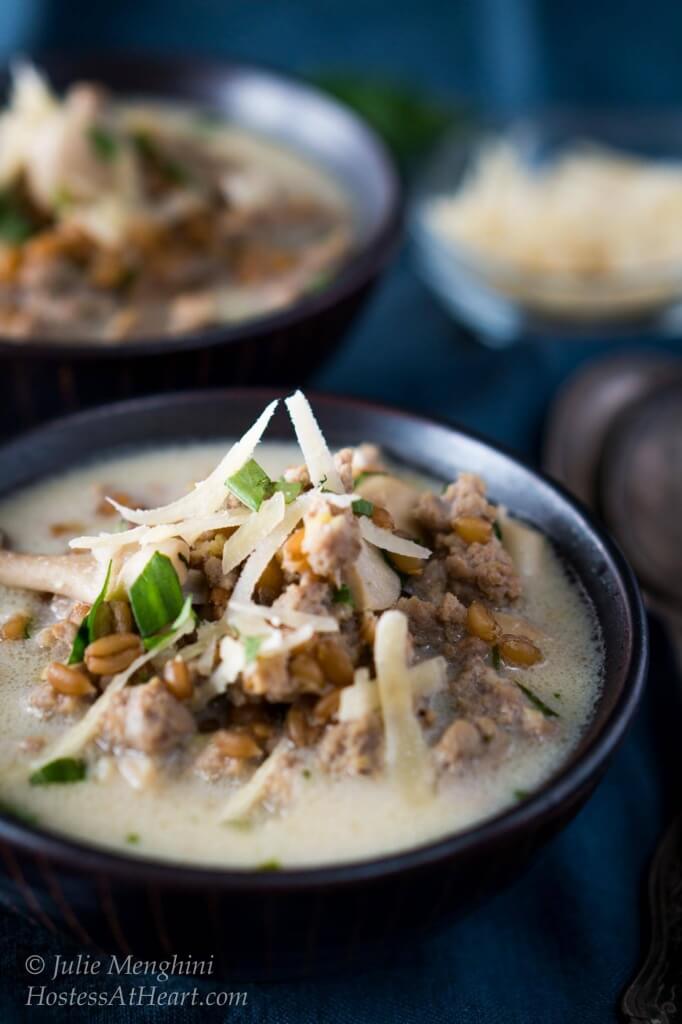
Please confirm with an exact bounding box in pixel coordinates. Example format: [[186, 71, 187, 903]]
[[0, 391, 647, 979], [0, 55, 402, 435]]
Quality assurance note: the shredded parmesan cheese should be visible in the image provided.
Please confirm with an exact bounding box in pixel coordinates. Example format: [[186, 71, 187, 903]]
[[428, 141, 682, 280], [207, 636, 246, 693], [228, 493, 311, 607], [498, 508, 547, 577], [108, 399, 278, 525], [70, 511, 249, 554], [221, 491, 285, 574], [285, 390, 344, 493], [358, 519, 431, 559], [339, 657, 446, 721], [374, 610, 433, 801], [219, 739, 292, 823], [228, 600, 338, 634]]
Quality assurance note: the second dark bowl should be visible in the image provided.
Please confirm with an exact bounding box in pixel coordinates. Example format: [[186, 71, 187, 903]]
[[0, 54, 402, 435], [0, 390, 647, 978]]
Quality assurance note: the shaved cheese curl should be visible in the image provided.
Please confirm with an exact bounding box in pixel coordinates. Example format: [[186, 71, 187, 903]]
[[285, 390, 344, 493], [109, 399, 278, 525], [219, 740, 292, 822], [221, 492, 285, 574], [374, 610, 434, 802], [228, 493, 311, 607], [228, 599, 338, 634], [358, 519, 431, 559], [70, 511, 249, 555]]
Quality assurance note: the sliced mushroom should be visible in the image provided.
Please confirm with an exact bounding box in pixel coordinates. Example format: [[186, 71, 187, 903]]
[[0, 550, 102, 602], [498, 511, 547, 577], [355, 474, 422, 537], [346, 541, 401, 612]]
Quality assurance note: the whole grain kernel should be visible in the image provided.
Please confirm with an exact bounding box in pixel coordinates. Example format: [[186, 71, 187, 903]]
[[163, 656, 193, 701], [388, 551, 423, 576], [1, 612, 31, 641], [216, 730, 262, 759], [313, 689, 341, 722], [371, 505, 394, 530], [316, 638, 354, 687], [289, 653, 325, 692], [466, 601, 499, 644], [499, 634, 543, 667], [84, 632, 142, 675], [46, 662, 95, 697], [454, 516, 493, 545]]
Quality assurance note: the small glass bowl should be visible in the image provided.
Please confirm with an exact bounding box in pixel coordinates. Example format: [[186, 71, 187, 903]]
[[411, 110, 682, 347]]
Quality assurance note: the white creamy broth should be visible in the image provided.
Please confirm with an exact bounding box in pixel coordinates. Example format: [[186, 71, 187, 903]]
[[0, 441, 603, 868]]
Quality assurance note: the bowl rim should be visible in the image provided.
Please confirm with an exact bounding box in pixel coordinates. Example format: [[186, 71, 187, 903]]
[[0, 51, 403, 359], [0, 388, 648, 890]]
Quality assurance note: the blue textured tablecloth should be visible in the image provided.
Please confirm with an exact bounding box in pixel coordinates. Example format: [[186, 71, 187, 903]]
[[2, 2, 682, 1019]]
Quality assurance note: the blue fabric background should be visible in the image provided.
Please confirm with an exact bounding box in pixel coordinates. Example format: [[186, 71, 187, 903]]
[[1, 2, 682, 1020]]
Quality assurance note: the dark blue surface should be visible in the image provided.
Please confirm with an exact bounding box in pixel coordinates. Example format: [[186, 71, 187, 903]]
[[1, 2, 682, 1019]]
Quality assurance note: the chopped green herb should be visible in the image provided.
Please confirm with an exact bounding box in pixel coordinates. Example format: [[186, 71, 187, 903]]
[[553, 691, 562, 700], [130, 552, 184, 639], [143, 596, 195, 651], [273, 478, 302, 504], [515, 681, 559, 719], [493, 520, 503, 541], [68, 561, 112, 664], [226, 459, 274, 512], [125, 832, 140, 845], [88, 125, 119, 162], [318, 475, 332, 493], [302, 768, 312, 779], [132, 131, 190, 185], [0, 188, 36, 244], [332, 584, 355, 607], [243, 635, 264, 663], [30, 758, 87, 786], [513, 789, 529, 801], [353, 471, 386, 488], [257, 859, 281, 872], [491, 645, 501, 671], [351, 498, 374, 518]]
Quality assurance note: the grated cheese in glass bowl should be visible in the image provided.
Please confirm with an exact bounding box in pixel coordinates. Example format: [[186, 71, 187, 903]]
[[411, 111, 682, 346]]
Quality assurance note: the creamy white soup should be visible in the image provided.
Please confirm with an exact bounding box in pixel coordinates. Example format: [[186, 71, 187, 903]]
[[0, 395, 603, 868]]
